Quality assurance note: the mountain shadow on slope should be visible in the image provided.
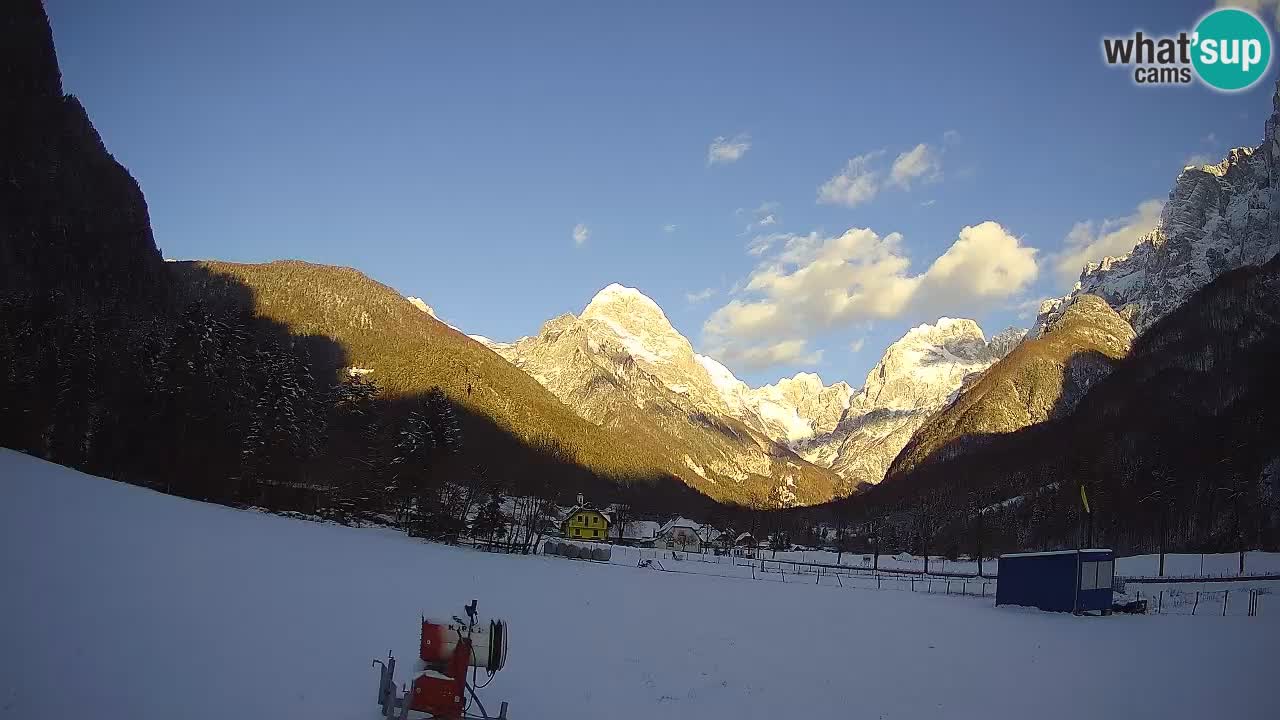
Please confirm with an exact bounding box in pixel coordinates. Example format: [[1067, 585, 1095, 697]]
[[170, 260, 718, 516], [886, 295, 1134, 481], [817, 256, 1280, 556]]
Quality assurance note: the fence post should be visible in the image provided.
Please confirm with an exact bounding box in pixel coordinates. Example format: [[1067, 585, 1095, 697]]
[[1192, 592, 1199, 616], [877, 574, 882, 590], [1158, 590, 1163, 615], [1223, 591, 1229, 617], [816, 567, 821, 585]]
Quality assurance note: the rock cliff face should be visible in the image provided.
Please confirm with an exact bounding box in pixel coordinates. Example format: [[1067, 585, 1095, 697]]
[[482, 285, 843, 506], [483, 301, 1028, 495], [0, 0, 167, 308], [888, 295, 1134, 480], [1036, 81, 1280, 337], [795, 319, 1023, 493]]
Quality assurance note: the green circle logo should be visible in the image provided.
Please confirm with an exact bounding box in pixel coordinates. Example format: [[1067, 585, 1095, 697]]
[[1192, 8, 1272, 91]]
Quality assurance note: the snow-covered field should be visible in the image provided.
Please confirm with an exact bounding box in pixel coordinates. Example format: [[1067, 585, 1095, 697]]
[[1, 449, 1274, 720]]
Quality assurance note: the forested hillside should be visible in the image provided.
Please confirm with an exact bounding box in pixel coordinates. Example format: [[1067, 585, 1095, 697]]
[[825, 255, 1280, 558], [171, 260, 718, 509], [887, 295, 1134, 480]]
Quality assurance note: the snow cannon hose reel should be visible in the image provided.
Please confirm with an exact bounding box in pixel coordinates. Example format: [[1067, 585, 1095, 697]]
[[373, 600, 510, 719]]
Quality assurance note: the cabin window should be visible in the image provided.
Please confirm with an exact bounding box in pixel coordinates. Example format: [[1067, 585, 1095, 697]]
[[1097, 560, 1113, 589], [1080, 561, 1098, 590]]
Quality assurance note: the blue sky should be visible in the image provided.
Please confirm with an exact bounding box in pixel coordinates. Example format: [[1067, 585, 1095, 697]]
[[48, 0, 1279, 386]]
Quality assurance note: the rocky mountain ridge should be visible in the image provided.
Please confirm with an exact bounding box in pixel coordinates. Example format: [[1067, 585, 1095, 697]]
[[887, 295, 1134, 481], [478, 284, 845, 505], [476, 286, 1026, 497], [796, 319, 1025, 493], [1036, 80, 1280, 337]]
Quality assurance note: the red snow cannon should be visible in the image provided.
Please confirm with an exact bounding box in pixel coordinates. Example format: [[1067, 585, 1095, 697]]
[[374, 600, 509, 720]]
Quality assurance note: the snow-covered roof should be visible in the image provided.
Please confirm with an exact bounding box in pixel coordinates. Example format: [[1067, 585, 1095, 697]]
[[561, 505, 610, 524], [659, 517, 701, 535], [1001, 549, 1112, 558], [622, 521, 660, 540]]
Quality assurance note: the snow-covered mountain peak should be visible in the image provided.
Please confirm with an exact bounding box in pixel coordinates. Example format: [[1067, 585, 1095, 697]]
[[900, 317, 986, 346], [406, 297, 435, 316], [856, 318, 989, 409], [577, 284, 690, 365], [582, 284, 668, 323], [878, 318, 990, 379], [793, 316, 1019, 490], [696, 353, 750, 401], [1183, 146, 1254, 177]]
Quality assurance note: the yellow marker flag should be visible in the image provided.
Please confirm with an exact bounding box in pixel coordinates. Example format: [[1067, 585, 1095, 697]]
[[1079, 484, 1091, 514]]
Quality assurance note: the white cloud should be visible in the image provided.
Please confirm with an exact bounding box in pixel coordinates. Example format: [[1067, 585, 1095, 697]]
[[1184, 152, 1217, 167], [572, 223, 590, 246], [1050, 199, 1163, 286], [740, 201, 781, 233], [1013, 296, 1050, 321], [889, 143, 941, 189], [746, 232, 789, 257], [817, 151, 883, 207], [942, 129, 960, 143], [686, 288, 715, 303], [708, 133, 751, 165], [818, 141, 944, 207], [663, 224, 678, 234], [1218, 0, 1280, 29], [849, 338, 866, 353], [922, 221, 1040, 306], [921, 199, 937, 207], [710, 339, 824, 371], [704, 222, 1039, 369], [744, 213, 778, 233]]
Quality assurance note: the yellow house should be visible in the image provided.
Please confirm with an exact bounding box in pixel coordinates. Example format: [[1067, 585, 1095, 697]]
[[563, 507, 610, 540]]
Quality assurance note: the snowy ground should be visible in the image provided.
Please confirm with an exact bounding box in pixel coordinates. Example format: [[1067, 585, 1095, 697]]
[[1, 449, 1274, 720]]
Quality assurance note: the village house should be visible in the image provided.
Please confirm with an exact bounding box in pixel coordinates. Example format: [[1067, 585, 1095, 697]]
[[654, 517, 702, 551], [617, 520, 661, 546], [561, 505, 610, 540]]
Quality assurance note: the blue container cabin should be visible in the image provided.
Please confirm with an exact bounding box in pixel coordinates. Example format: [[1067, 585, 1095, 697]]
[[996, 549, 1114, 614]]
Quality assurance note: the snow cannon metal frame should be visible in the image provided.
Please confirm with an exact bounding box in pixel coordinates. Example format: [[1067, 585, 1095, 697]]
[[373, 600, 510, 719]]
